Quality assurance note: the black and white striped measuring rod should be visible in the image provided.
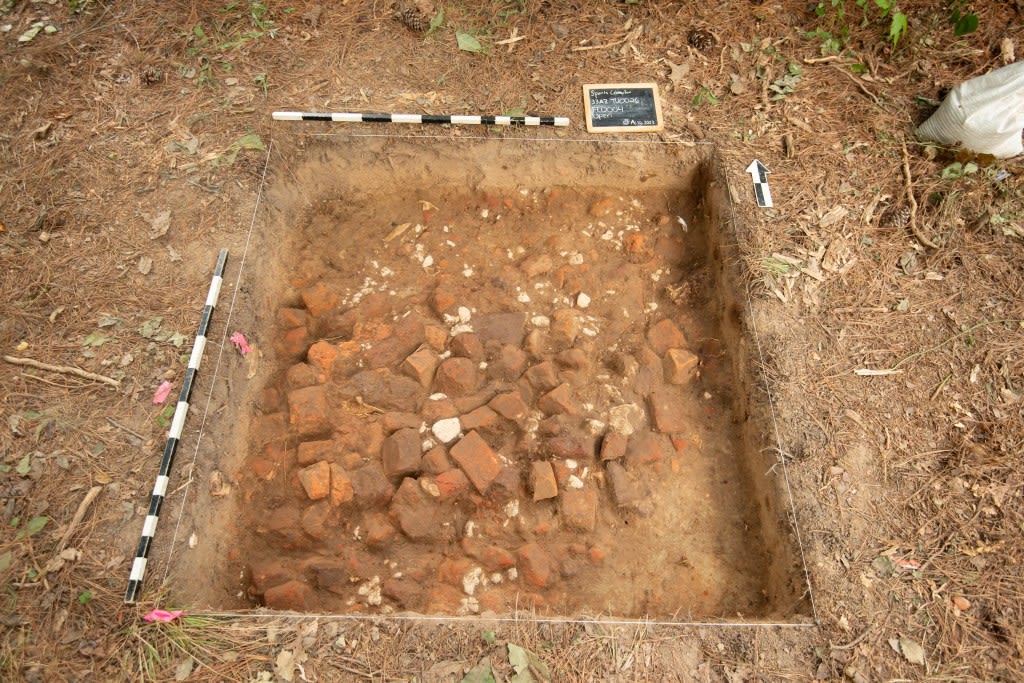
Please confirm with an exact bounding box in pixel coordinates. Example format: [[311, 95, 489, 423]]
[[124, 249, 228, 605], [272, 111, 570, 127]]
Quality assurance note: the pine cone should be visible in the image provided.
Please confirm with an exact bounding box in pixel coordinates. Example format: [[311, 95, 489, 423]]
[[394, 0, 436, 32], [882, 205, 911, 229], [687, 28, 716, 53]]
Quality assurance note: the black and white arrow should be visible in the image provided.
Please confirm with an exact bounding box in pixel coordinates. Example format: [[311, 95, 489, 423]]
[[745, 159, 773, 208]]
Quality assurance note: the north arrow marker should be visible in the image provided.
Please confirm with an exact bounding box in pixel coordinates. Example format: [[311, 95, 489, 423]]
[[745, 159, 773, 208]]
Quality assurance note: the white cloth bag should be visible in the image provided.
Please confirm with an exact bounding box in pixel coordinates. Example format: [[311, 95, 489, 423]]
[[916, 60, 1024, 159]]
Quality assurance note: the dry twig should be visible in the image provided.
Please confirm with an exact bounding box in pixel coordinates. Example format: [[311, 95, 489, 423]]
[[900, 139, 939, 249], [56, 486, 103, 553], [3, 355, 120, 388]]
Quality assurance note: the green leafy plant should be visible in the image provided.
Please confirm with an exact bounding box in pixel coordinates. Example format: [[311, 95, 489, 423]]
[[948, 0, 978, 35], [427, 8, 445, 35], [809, 0, 909, 51], [769, 63, 803, 100], [156, 405, 176, 428], [940, 161, 979, 180], [692, 86, 719, 108]]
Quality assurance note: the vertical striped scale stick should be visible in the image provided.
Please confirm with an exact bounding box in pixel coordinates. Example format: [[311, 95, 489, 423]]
[[125, 249, 228, 604], [272, 111, 570, 127]]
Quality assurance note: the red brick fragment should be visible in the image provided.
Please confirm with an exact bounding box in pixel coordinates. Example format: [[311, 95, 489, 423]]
[[625, 431, 667, 467], [383, 412, 422, 433], [435, 468, 470, 501], [449, 430, 502, 494], [489, 392, 528, 421], [461, 405, 498, 431], [390, 478, 441, 541], [450, 333, 485, 361], [297, 461, 331, 500], [276, 326, 310, 358], [288, 385, 329, 436], [525, 361, 560, 392], [263, 579, 316, 611], [434, 357, 478, 396], [401, 347, 438, 387], [277, 307, 309, 330], [286, 362, 320, 389], [550, 308, 580, 348], [648, 389, 687, 433], [530, 461, 558, 501], [382, 428, 422, 480], [297, 439, 334, 466], [664, 348, 699, 384], [363, 512, 396, 547], [559, 488, 597, 531], [647, 318, 688, 356], [301, 500, 335, 540], [307, 341, 340, 378], [420, 445, 452, 475], [517, 544, 554, 588], [538, 383, 579, 416], [600, 431, 628, 461], [300, 282, 340, 317], [329, 463, 353, 506]]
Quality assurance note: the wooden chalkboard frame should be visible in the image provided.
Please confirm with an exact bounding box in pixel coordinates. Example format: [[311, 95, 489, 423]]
[[582, 82, 664, 133]]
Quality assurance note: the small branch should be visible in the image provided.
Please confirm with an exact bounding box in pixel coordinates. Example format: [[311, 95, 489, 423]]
[[3, 355, 120, 388], [830, 65, 883, 106], [106, 417, 147, 442], [56, 486, 103, 553], [900, 139, 939, 249]]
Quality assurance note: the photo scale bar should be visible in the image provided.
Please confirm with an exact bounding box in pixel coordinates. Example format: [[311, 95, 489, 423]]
[[124, 249, 228, 604], [272, 111, 570, 127]]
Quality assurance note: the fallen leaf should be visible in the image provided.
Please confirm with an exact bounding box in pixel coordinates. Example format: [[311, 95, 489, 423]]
[[460, 660, 496, 683], [82, 331, 108, 347], [143, 608, 185, 623], [43, 556, 67, 574], [139, 317, 163, 339], [138, 256, 153, 275], [508, 643, 549, 682], [667, 60, 690, 87], [0, 551, 14, 573], [899, 636, 925, 665], [952, 596, 971, 610], [148, 211, 171, 240], [457, 31, 483, 52], [16, 516, 48, 539], [229, 331, 251, 356], [819, 205, 849, 227], [174, 657, 194, 681], [274, 648, 297, 682], [153, 380, 173, 405]]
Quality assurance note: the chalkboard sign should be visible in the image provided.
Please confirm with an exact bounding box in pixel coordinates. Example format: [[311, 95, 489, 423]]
[[583, 83, 663, 133]]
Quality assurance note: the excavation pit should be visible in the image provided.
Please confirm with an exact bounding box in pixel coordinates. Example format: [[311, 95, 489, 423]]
[[208, 136, 809, 621]]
